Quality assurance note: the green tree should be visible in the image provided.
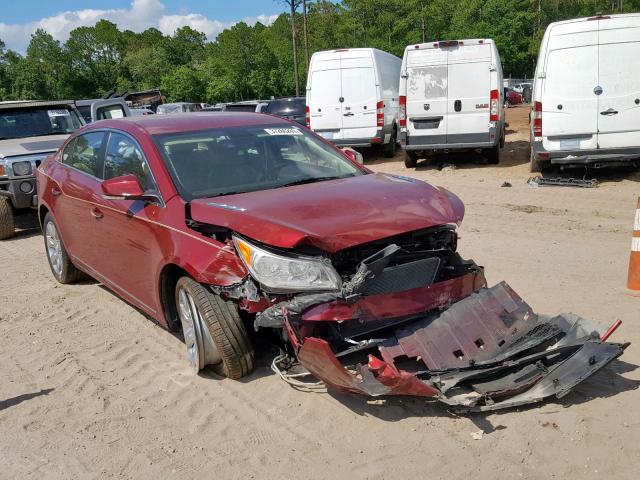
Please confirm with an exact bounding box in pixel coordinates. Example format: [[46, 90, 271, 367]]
[[161, 65, 205, 102]]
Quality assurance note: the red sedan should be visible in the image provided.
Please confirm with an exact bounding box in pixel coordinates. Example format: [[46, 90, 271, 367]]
[[37, 113, 624, 411]]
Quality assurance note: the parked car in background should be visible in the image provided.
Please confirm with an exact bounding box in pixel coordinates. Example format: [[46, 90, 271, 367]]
[[203, 104, 226, 112], [306, 48, 401, 157], [530, 13, 640, 172], [504, 88, 523, 106], [157, 102, 203, 114], [130, 108, 156, 116], [399, 39, 505, 167], [0, 98, 127, 239], [223, 101, 265, 112], [75, 98, 131, 123], [264, 97, 306, 125]]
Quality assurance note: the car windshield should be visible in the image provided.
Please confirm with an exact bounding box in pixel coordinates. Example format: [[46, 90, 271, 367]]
[[266, 98, 305, 115], [0, 107, 83, 140], [154, 124, 363, 200]]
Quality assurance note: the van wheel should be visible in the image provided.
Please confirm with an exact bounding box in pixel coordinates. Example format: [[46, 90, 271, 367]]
[[530, 150, 543, 173], [486, 143, 500, 165], [383, 130, 397, 158], [43, 213, 85, 284], [175, 277, 254, 379], [404, 150, 418, 168], [0, 198, 15, 240]]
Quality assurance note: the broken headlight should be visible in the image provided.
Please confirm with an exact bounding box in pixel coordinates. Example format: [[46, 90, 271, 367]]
[[233, 235, 341, 293]]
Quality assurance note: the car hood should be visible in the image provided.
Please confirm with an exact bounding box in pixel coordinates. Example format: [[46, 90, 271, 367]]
[[0, 134, 69, 159], [189, 173, 464, 253]]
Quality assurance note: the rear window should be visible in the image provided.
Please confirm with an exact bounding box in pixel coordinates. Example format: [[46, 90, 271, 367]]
[[224, 104, 258, 112], [154, 123, 362, 201], [266, 98, 305, 115]]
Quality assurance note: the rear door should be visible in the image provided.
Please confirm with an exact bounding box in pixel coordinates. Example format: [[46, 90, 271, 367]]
[[340, 52, 378, 140], [597, 16, 640, 149], [446, 43, 491, 144], [405, 47, 449, 146], [308, 56, 343, 138], [541, 27, 599, 151]]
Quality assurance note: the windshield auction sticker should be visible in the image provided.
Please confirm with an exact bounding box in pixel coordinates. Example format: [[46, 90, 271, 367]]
[[47, 109, 70, 117], [264, 128, 303, 136]]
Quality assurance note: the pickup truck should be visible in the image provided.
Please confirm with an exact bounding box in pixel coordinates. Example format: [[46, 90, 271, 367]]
[[0, 98, 129, 239]]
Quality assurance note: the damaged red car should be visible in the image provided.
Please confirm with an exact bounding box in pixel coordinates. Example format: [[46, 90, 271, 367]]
[[37, 113, 627, 411]]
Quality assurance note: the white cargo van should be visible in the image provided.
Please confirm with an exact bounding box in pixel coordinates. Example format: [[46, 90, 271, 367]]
[[399, 39, 505, 167], [306, 48, 402, 157], [530, 14, 640, 172]]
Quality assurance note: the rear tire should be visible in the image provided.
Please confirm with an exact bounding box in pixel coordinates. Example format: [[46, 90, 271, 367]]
[[0, 198, 15, 240], [486, 143, 500, 165], [404, 150, 418, 168], [176, 277, 254, 379], [43, 213, 85, 284], [530, 150, 543, 173], [383, 129, 397, 158]]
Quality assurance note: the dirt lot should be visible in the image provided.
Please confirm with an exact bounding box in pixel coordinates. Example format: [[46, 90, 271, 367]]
[[1, 105, 639, 480]]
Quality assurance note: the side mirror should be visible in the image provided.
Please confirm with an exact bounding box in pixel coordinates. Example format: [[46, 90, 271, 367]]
[[102, 174, 145, 200], [341, 147, 364, 165]]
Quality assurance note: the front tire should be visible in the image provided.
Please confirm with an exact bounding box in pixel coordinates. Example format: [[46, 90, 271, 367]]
[[404, 150, 418, 168], [43, 213, 85, 284], [0, 197, 15, 240], [176, 277, 254, 379]]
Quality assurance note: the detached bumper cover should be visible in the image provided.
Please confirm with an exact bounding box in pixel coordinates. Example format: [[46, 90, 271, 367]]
[[293, 282, 627, 411]]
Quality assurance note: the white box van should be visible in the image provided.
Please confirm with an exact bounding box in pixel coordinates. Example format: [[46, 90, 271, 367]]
[[531, 14, 640, 172], [399, 39, 505, 167], [306, 48, 402, 157]]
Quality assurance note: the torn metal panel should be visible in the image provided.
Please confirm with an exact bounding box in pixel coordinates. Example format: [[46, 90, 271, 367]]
[[292, 282, 628, 411]]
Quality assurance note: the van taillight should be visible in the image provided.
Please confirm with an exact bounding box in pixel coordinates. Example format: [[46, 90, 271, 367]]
[[376, 101, 384, 127], [399, 96, 406, 127], [533, 101, 542, 138], [305, 105, 310, 128], [490, 89, 499, 122]]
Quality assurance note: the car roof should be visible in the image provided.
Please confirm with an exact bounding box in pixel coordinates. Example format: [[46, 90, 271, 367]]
[[81, 112, 292, 136], [0, 100, 76, 109]]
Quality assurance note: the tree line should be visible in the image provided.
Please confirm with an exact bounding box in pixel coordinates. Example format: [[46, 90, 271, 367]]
[[0, 0, 636, 103]]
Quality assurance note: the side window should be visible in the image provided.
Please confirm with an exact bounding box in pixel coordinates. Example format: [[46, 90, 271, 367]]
[[97, 105, 125, 120], [104, 132, 156, 191], [62, 132, 104, 176]]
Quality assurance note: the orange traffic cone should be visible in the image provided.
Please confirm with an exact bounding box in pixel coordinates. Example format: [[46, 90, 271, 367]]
[[628, 198, 640, 290]]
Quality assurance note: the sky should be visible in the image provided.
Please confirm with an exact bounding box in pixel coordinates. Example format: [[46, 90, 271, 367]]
[[0, 0, 286, 52]]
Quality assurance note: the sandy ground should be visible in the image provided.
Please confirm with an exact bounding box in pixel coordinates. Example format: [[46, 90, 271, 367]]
[[1, 104, 639, 480]]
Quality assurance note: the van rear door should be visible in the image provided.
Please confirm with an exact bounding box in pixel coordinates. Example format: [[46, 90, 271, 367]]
[[541, 27, 599, 151], [446, 43, 491, 144], [597, 16, 640, 149], [339, 51, 378, 141], [405, 47, 449, 146], [308, 56, 343, 139]]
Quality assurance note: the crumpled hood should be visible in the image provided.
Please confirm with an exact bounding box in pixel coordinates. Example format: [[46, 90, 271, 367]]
[[0, 135, 68, 159], [189, 173, 464, 253]]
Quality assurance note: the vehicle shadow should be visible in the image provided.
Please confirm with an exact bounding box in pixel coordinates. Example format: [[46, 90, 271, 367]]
[[317, 357, 639, 431], [7, 213, 41, 240], [0, 388, 54, 412]]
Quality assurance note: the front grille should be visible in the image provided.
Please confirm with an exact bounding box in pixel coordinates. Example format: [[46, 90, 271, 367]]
[[332, 225, 457, 277]]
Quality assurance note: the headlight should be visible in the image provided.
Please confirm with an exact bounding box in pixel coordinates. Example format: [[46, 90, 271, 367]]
[[12, 161, 32, 176], [233, 236, 341, 292]]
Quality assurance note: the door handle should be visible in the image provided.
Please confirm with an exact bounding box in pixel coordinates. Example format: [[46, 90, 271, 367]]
[[600, 108, 618, 116], [51, 187, 61, 197], [91, 207, 104, 220], [343, 112, 354, 117], [454, 100, 462, 112]]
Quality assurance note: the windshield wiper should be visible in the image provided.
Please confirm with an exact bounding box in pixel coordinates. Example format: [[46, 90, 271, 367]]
[[276, 175, 350, 189]]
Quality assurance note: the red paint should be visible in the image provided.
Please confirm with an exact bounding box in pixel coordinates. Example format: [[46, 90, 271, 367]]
[[101, 174, 144, 197], [600, 319, 622, 342], [190, 174, 464, 253]]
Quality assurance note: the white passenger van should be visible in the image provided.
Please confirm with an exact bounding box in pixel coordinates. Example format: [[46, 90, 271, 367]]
[[398, 39, 505, 167], [531, 14, 640, 172], [306, 48, 402, 157]]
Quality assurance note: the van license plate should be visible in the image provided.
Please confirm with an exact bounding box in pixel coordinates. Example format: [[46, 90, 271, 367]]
[[319, 132, 334, 140], [560, 139, 580, 150]]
